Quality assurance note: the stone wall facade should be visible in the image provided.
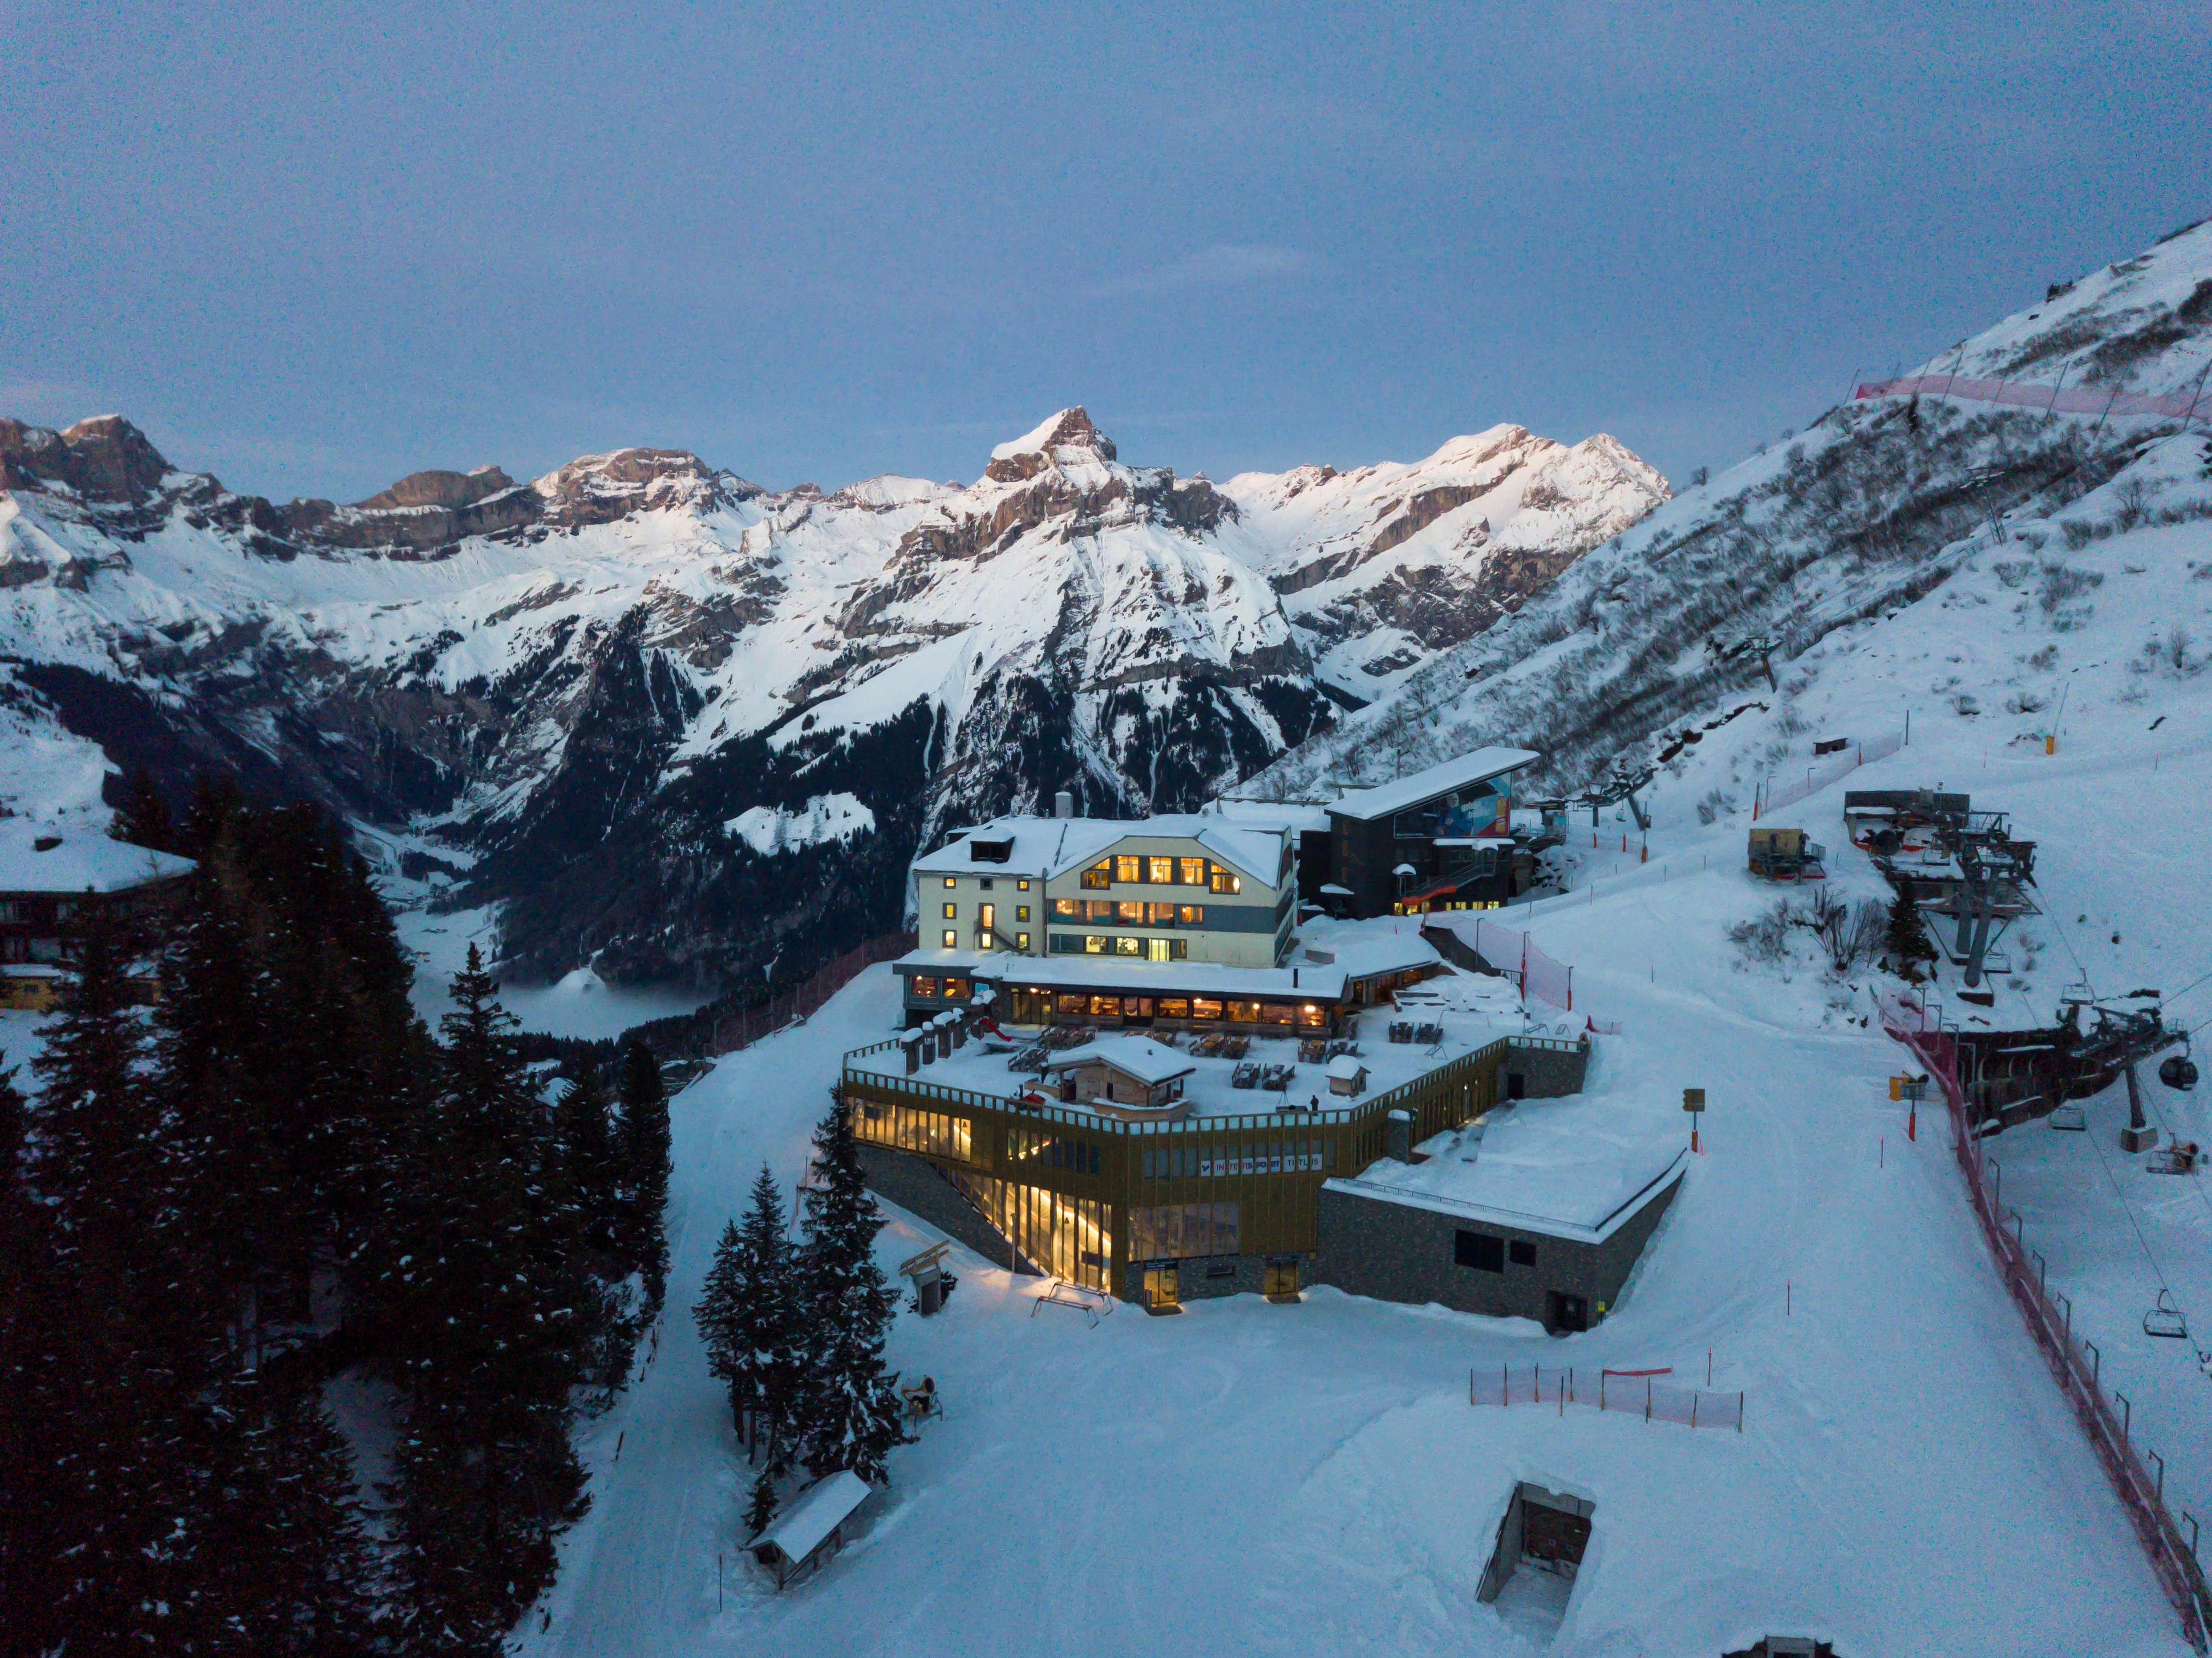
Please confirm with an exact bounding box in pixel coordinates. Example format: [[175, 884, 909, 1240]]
[[1502, 1038, 1589, 1100]]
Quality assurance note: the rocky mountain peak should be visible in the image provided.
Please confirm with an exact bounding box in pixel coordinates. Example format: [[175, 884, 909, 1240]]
[[1, 415, 177, 505], [983, 407, 1117, 483], [356, 465, 516, 512]]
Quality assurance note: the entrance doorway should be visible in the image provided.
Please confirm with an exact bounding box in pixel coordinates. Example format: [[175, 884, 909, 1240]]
[[1544, 1291, 1589, 1333], [1263, 1256, 1301, 1302], [1141, 1263, 1180, 1314]]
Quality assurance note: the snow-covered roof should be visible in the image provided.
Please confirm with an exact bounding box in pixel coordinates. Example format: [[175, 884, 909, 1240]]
[[1326, 747, 1541, 822], [750, 1470, 871, 1563], [0, 822, 195, 894], [1326, 1053, 1367, 1080], [1042, 1036, 1197, 1085], [914, 814, 1288, 884], [1329, 1147, 1687, 1244], [1201, 798, 1334, 836]]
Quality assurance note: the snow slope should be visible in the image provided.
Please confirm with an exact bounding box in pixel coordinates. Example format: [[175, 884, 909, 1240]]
[[1247, 217, 2212, 802]]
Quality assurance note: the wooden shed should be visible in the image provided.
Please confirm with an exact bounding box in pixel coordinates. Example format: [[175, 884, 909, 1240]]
[[747, 1470, 873, 1590], [1041, 1036, 1196, 1112]]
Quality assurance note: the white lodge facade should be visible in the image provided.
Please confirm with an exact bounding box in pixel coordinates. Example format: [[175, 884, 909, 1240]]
[[912, 816, 1295, 970]]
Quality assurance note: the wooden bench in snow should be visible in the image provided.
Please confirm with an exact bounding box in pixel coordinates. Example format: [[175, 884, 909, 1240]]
[[747, 1470, 873, 1591]]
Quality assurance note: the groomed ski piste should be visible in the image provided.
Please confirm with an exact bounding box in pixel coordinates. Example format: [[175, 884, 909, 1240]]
[[502, 435, 2212, 1657]]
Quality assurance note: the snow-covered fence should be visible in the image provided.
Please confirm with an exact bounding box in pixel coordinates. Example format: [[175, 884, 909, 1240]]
[[1751, 726, 1906, 822], [1856, 373, 2211, 425], [1470, 1361, 1744, 1432], [1427, 913, 1574, 1011], [710, 933, 908, 1055], [1881, 991, 2212, 1649]]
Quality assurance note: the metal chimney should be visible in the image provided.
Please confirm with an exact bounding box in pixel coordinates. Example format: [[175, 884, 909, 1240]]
[[1055, 789, 1075, 820]]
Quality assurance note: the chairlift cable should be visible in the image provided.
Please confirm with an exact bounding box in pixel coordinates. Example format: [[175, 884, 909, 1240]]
[[2154, 963, 2212, 1014], [2081, 1096, 2181, 1313]]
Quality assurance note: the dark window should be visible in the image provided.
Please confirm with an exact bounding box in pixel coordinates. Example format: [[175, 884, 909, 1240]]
[[1506, 1073, 1526, 1100], [1455, 1231, 1504, 1272], [1509, 1240, 1536, 1267], [1205, 1262, 1237, 1279]]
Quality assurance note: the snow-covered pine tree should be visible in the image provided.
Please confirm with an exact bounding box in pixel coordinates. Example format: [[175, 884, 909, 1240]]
[[23, 905, 206, 1651], [746, 1466, 779, 1539], [554, 1068, 622, 1260], [696, 1165, 807, 1473], [617, 1036, 671, 1316], [795, 1096, 908, 1484], [381, 946, 591, 1652], [181, 1375, 384, 1655], [1885, 878, 1935, 980]]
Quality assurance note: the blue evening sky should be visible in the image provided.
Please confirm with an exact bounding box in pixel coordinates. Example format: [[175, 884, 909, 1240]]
[[5, 1, 2206, 501]]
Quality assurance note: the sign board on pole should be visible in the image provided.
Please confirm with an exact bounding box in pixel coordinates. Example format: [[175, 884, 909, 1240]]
[[1682, 1088, 1705, 1113]]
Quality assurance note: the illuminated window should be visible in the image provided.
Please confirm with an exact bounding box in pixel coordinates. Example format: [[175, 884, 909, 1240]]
[[979, 903, 995, 930], [1178, 857, 1204, 885], [1116, 936, 1143, 955], [942, 930, 957, 948], [1147, 938, 1171, 963], [1159, 997, 1190, 1019], [1082, 860, 1112, 890], [1089, 995, 1122, 1017], [1017, 933, 1030, 950], [1016, 906, 1030, 922], [1115, 854, 1140, 883], [1191, 996, 1224, 1021], [1297, 1003, 1326, 1029], [914, 975, 939, 998], [1226, 1000, 1260, 1023], [1084, 935, 1105, 954], [1261, 1003, 1294, 1027], [944, 877, 956, 889], [1085, 899, 1115, 921], [1210, 869, 1241, 894], [1054, 897, 1077, 917], [944, 978, 970, 1000], [1147, 856, 1173, 883], [1056, 992, 1088, 1016], [1116, 900, 1143, 923], [1177, 903, 1204, 925], [977, 932, 995, 951], [943, 902, 957, 919], [1145, 902, 1176, 924], [1018, 878, 1031, 890]]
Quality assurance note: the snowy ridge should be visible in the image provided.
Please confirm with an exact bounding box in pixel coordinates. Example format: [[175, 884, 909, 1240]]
[[0, 404, 1654, 988], [1248, 217, 2212, 802]]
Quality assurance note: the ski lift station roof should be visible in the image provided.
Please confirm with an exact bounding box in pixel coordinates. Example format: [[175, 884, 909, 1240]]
[[1324, 748, 1541, 822], [748, 1470, 871, 1572]]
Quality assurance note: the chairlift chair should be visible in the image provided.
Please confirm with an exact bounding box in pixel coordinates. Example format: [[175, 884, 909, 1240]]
[[2159, 1045, 2198, 1092], [2145, 1290, 2189, 1341]]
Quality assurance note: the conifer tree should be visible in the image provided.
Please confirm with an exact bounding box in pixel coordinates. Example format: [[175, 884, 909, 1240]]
[[617, 1036, 671, 1315], [745, 1466, 779, 1539], [1886, 877, 1935, 980], [110, 764, 179, 852], [696, 1166, 807, 1475], [382, 946, 591, 1650], [795, 1098, 908, 1484], [554, 1069, 622, 1259]]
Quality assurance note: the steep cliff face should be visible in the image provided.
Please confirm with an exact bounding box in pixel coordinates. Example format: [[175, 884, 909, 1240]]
[[0, 404, 1658, 992]]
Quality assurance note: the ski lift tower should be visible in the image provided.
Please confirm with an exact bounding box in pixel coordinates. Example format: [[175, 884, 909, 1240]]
[[1923, 812, 2039, 988]]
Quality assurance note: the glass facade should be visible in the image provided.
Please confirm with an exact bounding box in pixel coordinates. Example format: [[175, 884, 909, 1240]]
[[1128, 1201, 1240, 1262], [854, 1102, 973, 1162], [949, 1170, 1113, 1291]]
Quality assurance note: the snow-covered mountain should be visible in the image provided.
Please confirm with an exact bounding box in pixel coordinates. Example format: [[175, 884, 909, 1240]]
[[1247, 216, 2212, 802], [0, 404, 1655, 992], [1222, 427, 1667, 690]]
